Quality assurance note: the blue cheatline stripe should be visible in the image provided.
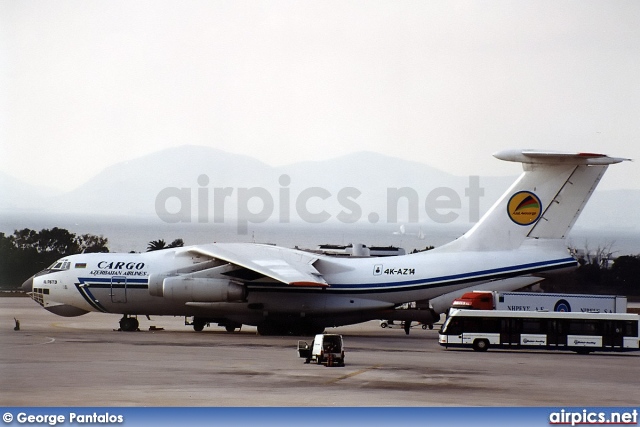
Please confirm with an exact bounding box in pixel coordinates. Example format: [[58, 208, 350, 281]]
[[247, 257, 577, 294], [74, 277, 150, 313], [332, 257, 577, 289], [76, 277, 149, 288], [74, 283, 109, 313]]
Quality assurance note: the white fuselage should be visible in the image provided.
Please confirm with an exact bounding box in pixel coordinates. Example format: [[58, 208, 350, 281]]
[[29, 238, 575, 327]]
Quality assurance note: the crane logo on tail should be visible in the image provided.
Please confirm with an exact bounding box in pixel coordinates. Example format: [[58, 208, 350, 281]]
[[507, 191, 542, 226]]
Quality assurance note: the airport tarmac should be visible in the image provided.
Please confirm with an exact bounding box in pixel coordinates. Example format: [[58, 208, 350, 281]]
[[1, 297, 639, 407]]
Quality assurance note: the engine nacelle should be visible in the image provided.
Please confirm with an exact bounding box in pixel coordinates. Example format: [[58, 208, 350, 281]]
[[148, 275, 246, 302]]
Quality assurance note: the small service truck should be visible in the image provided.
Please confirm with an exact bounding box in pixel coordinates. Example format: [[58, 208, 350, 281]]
[[451, 291, 627, 313], [298, 334, 345, 367], [379, 320, 430, 330]]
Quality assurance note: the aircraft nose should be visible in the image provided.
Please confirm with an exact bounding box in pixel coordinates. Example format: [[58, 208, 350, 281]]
[[21, 275, 34, 293]]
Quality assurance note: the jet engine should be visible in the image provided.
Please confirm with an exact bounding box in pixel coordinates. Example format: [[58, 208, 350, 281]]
[[148, 275, 246, 302]]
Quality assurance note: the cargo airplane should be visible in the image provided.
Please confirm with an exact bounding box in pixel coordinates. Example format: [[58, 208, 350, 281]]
[[22, 149, 628, 335]]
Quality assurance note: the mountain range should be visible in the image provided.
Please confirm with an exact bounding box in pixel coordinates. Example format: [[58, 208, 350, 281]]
[[1, 145, 639, 231]]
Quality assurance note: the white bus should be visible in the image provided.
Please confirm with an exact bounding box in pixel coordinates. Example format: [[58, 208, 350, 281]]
[[439, 309, 640, 354]]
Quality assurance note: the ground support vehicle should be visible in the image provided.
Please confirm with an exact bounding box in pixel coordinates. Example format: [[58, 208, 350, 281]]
[[379, 320, 430, 330], [451, 291, 627, 313], [298, 334, 345, 367]]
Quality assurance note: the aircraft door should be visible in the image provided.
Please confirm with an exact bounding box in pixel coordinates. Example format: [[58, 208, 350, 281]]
[[110, 276, 127, 303]]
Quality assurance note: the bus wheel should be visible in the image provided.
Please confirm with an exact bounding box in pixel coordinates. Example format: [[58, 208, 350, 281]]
[[575, 349, 591, 355], [473, 339, 489, 352]]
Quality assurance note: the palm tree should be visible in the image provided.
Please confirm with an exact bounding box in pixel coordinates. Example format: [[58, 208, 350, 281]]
[[146, 239, 167, 252], [146, 238, 183, 252], [167, 238, 184, 248]]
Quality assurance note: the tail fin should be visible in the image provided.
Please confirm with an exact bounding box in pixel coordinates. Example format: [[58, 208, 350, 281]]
[[441, 149, 629, 251]]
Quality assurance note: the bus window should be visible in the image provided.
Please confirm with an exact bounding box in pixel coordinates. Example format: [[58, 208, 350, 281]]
[[568, 320, 602, 335], [461, 317, 501, 333], [623, 321, 638, 337], [442, 318, 462, 335], [522, 319, 544, 334], [568, 320, 583, 335], [585, 321, 600, 335], [482, 317, 500, 333]]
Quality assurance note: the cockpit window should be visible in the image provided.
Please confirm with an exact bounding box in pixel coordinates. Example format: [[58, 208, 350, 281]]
[[47, 261, 71, 271]]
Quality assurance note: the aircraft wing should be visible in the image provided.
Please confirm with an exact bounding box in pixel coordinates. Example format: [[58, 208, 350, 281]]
[[178, 243, 328, 287]]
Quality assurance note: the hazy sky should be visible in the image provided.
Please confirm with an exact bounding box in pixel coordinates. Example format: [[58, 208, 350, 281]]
[[2, 1, 639, 191]]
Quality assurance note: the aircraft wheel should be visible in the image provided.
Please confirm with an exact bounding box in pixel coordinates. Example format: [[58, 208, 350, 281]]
[[120, 316, 138, 332], [225, 325, 236, 332], [127, 317, 139, 331], [193, 319, 206, 332]]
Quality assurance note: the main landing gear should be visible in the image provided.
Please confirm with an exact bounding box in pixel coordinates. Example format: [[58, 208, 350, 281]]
[[192, 317, 207, 332], [119, 315, 139, 332]]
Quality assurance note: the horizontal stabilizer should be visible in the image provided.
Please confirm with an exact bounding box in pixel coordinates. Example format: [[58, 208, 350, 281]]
[[494, 149, 630, 165]]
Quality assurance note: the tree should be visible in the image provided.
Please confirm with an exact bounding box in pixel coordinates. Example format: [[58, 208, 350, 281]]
[[11, 228, 38, 250], [610, 255, 640, 288], [36, 227, 80, 254], [77, 234, 109, 253], [168, 238, 184, 248], [147, 238, 184, 252], [0, 228, 110, 287], [146, 239, 167, 252]]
